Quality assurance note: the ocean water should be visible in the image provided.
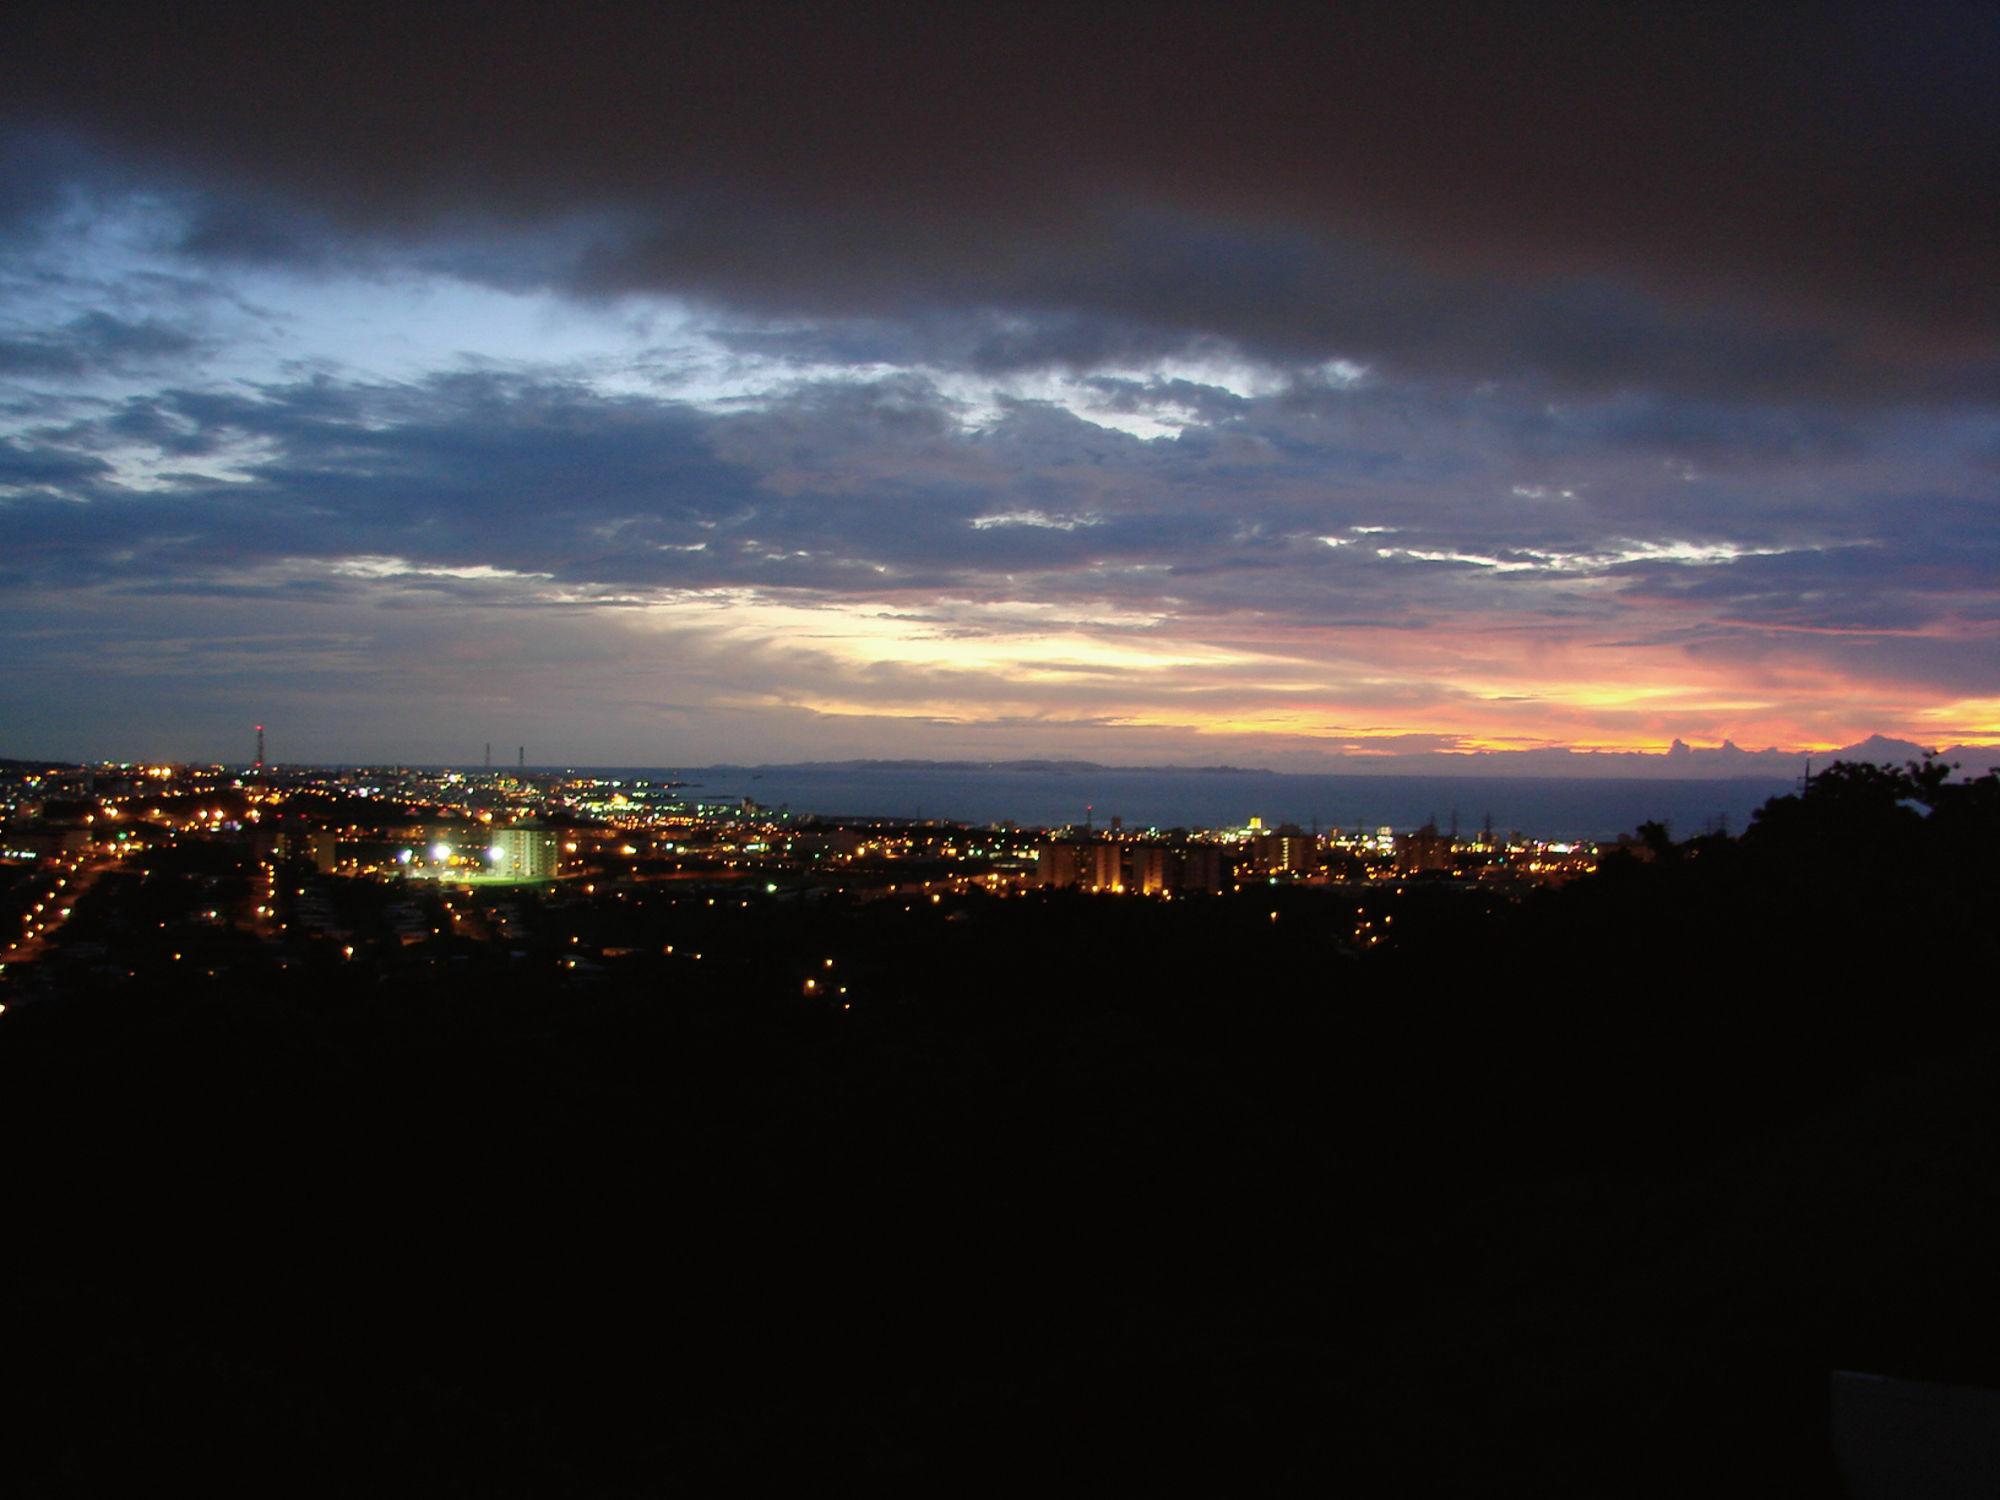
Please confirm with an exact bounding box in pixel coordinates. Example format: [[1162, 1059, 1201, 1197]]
[[599, 764, 1801, 843]]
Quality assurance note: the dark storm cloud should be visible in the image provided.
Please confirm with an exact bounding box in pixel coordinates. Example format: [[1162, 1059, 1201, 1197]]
[[1606, 510, 2000, 640], [0, 128, 117, 235], [0, 311, 198, 377], [1, 373, 753, 586], [0, 438, 112, 490], [706, 309, 1216, 382], [1545, 392, 1871, 465], [11, 2, 1997, 400], [174, 196, 333, 269]]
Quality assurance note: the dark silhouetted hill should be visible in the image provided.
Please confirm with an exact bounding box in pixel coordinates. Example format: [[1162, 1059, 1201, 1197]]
[[1, 762, 1995, 1493]]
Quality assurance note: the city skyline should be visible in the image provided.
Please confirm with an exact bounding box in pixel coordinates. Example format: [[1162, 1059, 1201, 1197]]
[[6, 6, 1999, 769]]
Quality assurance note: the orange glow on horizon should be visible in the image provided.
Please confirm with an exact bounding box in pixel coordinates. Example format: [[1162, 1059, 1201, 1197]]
[[355, 577, 2000, 763]]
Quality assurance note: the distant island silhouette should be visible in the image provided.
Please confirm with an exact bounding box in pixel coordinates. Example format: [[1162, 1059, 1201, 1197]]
[[641, 734, 2000, 782]]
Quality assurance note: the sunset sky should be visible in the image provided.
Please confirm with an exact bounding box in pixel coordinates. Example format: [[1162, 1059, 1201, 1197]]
[[5, 4, 1998, 769]]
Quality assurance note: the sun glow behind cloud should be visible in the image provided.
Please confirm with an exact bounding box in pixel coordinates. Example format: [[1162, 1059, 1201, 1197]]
[[286, 545, 1888, 753], [589, 571, 1996, 757]]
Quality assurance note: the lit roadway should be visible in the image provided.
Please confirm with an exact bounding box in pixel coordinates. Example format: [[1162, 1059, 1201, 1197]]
[[1, 849, 121, 970]]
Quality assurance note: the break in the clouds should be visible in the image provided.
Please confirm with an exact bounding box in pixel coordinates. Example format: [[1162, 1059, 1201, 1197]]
[[3, 4, 1998, 768]]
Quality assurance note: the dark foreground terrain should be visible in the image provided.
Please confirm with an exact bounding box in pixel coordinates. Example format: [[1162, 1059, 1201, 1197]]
[[3, 763, 1997, 1494]]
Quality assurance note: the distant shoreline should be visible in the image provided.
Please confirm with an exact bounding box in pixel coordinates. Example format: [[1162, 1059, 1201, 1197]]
[[24, 730, 1998, 784]]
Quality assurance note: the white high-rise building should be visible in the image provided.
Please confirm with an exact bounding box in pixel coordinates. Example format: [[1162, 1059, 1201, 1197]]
[[486, 825, 559, 880]]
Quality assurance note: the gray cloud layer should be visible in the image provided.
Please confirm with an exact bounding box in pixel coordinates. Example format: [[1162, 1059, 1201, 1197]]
[[5, 360, 1990, 663]]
